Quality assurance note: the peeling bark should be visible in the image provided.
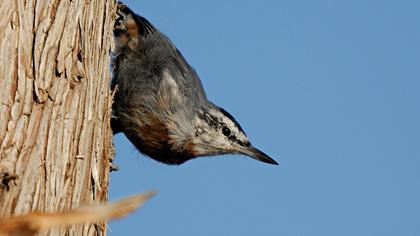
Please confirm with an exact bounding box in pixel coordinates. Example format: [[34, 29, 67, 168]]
[[0, 0, 117, 235]]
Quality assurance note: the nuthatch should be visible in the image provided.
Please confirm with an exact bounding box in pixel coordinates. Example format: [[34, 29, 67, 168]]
[[111, 3, 278, 165]]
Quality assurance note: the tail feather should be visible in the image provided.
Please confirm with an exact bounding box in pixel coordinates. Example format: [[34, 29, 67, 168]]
[[117, 2, 157, 36], [114, 2, 157, 52]]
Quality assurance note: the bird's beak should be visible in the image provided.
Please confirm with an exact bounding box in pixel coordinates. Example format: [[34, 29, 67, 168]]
[[239, 146, 278, 165]]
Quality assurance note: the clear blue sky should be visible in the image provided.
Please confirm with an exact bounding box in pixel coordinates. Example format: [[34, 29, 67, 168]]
[[109, 0, 420, 235]]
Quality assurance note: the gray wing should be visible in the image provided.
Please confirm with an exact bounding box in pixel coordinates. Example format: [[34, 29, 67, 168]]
[[112, 5, 207, 109], [136, 15, 208, 106]]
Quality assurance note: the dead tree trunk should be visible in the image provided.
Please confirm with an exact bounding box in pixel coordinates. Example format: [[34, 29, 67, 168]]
[[0, 0, 117, 235]]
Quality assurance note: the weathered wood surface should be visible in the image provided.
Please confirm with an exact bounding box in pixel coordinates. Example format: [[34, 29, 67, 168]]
[[0, 0, 117, 235]]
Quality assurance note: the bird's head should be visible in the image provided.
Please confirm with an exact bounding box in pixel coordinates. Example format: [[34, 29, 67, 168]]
[[189, 104, 278, 165]]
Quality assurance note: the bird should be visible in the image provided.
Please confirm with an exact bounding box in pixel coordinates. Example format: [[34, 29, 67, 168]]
[[110, 3, 278, 165]]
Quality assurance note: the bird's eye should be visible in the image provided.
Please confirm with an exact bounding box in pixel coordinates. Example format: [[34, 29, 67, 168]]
[[222, 126, 231, 137]]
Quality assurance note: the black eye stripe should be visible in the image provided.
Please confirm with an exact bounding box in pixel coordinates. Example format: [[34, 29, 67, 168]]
[[236, 140, 251, 147], [219, 108, 246, 135]]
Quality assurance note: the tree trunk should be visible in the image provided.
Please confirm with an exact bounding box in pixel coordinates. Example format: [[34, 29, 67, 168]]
[[0, 0, 116, 235]]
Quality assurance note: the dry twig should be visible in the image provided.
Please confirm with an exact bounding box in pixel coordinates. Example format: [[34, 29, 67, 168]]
[[0, 191, 156, 236]]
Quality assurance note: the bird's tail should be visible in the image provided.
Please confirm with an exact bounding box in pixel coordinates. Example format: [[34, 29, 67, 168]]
[[114, 2, 156, 51]]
